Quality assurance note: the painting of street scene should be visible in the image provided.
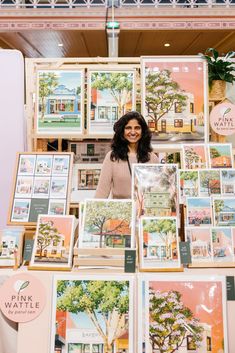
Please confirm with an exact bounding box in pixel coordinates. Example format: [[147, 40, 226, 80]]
[[186, 227, 213, 262], [52, 276, 133, 353], [30, 215, 75, 268], [15, 176, 33, 198], [88, 70, 135, 135], [0, 227, 23, 267], [37, 70, 84, 135], [211, 227, 234, 262], [35, 155, 53, 175], [18, 155, 36, 175], [142, 57, 207, 143], [186, 197, 212, 226], [139, 276, 227, 353], [139, 217, 180, 269], [80, 199, 133, 249], [179, 170, 199, 203], [213, 197, 235, 226], [133, 164, 178, 219], [199, 170, 221, 196], [182, 144, 208, 169], [209, 144, 233, 169], [221, 169, 235, 194], [11, 199, 31, 222]]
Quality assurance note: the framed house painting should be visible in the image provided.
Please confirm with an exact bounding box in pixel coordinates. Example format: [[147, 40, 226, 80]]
[[179, 170, 199, 203], [141, 56, 208, 144], [71, 163, 102, 202], [213, 197, 235, 226], [0, 227, 24, 268], [8, 152, 73, 225], [68, 140, 111, 164], [87, 68, 136, 136], [221, 169, 235, 195], [198, 169, 221, 196], [30, 215, 75, 270], [138, 274, 228, 353], [185, 227, 213, 264], [132, 164, 178, 220], [36, 69, 84, 137], [139, 217, 181, 271], [211, 227, 234, 263], [208, 143, 233, 169], [182, 144, 208, 169], [51, 274, 134, 353], [186, 197, 213, 227]]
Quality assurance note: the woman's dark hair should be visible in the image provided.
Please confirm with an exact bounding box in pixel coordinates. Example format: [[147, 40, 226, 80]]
[[110, 111, 152, 163]]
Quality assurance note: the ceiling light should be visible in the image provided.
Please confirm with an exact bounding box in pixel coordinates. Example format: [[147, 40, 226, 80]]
[[164, 43, 170, 47], [58, 43, 63, 47]]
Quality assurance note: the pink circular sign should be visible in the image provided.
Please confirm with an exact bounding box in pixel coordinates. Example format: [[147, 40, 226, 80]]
[[210, 102, 235, 136], [0, 273, 46, 323]]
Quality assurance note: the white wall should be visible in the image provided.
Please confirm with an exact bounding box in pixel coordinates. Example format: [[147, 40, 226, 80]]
[[0, 50, 25, 228]]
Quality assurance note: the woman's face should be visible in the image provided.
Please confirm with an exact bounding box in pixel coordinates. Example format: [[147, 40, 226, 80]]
[[123, 119, 142, 145]]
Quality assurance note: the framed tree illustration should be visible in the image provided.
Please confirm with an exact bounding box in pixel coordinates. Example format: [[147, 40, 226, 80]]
[[141, 56, 208, 144]]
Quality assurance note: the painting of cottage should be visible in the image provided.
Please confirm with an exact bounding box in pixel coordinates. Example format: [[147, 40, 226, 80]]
[[0, 227, 23, 267], [37, 70, 84, 136], [186, 227, 212, 262], [199, 170, 221, 196], [179, 170, 199, 203], [186, 197, 212, 226], [182, 144, 208, 169], [30, 215, 75, 269], [88, 70, 135, 135], [52, 275, 133, 353], [221, 169, 235, 194], [213, 197, 235, 227], [139, 276, 227, 353], [80, 199, 133, 249], [133, 164, 178, 219], [141, 57, 207, 143], [140, 217, 180, 269], [209, 144, 233, 169], [211, 227, 233, 262]]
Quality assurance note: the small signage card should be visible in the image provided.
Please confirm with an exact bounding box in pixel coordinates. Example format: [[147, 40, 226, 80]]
[[179, 242, 192, 265], [0, 273, 46, 322], [124, 249, 136, 273], [23, 239, 34, 262], [226, 276, 235, 301]]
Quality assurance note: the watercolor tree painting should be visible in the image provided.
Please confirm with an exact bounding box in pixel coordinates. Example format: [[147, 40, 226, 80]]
[[53, 277, 132, 353]]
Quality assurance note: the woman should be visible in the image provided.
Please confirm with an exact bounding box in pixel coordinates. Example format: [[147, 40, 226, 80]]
[[95, 111, 158, 199]]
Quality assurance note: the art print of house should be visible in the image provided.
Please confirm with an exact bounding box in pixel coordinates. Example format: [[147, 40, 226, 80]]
[[143, 231, 178, 262], [186, 228, 212, 261], [187, 198, 212, 226], [209, 144, 233, 168], [199, 170, 221, 196], [183, 145, 207, 170], [179, 171, 199, 202], [221, 170, 235, 194], [214, 198, 235, 226], [211, 228, 233, 261]]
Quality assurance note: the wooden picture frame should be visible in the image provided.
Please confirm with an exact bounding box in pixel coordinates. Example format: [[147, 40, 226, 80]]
[[138, 274, 228, 353], [139, 216, 181, 271], [8, 152, 73, 226], [0, 227, 24, 268], [51, 274, 134, 353], [29, 214, 75, 270], [141, 56, 208, 144], [36, 69, 84, 137], [87, 67, 136, 137]]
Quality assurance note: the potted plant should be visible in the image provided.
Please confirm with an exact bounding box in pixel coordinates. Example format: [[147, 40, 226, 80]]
[[201, 47, 235, 99]]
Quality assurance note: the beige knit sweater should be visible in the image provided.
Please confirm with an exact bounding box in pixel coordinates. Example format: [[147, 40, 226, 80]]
[[95, 151, 158, 199]]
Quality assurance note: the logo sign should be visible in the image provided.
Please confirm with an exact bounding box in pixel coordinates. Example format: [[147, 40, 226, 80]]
[[210, 102, 235, 136], [0, 273, 46, 323]]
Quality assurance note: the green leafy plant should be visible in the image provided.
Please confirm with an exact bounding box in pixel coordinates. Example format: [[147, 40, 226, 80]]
[[201, 48, 235, 87]]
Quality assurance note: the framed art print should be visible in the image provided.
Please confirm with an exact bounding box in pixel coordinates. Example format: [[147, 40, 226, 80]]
[[208, 143, 233, 169], [198, 169, 221, 196], [179, 170, 199, 203], [36, 69, 84, 137], [51, 274, 134, 353], [185, 227, 213, 263], [186, 197, 212, 227], [138, 274, 228, 353], [8, 152, 73, 225], [182, 144, 208, 169], [141, 56, 208, 144], [0, 227, 24, 267], [211, 227, 234, 263], [132, 164, 178, 220], [30, 215, 75, 270], [213, 197, 235, 227], [87, 68, 136, 136], [139, 216, 181, 270]]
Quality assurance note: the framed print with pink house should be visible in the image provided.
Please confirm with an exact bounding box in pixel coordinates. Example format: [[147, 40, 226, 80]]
[[138, 274, 228, 353], [141, 56, 208, 144], [182, 144, 208, 169]]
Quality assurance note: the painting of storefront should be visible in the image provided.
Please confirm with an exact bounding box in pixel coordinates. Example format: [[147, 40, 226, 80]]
[[186, 228, 212, 262], [213, 198, 235, 227], [211, 228, 233, 262], [143, 192, 172, 217]]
